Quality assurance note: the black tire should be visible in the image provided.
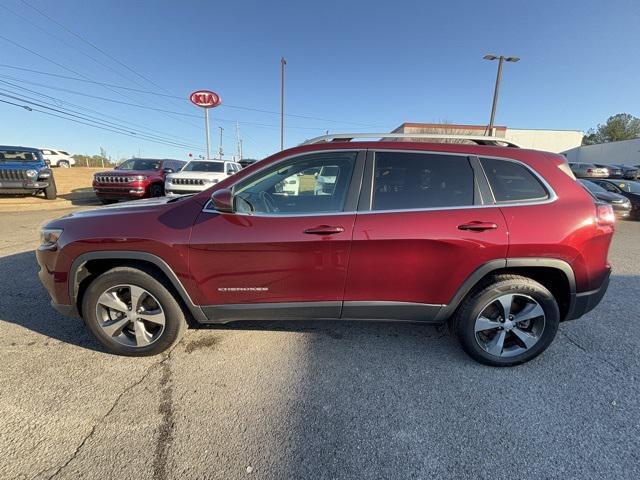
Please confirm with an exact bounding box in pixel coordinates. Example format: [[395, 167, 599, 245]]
[[44, 178, 57, 200], [99, 198, 118, 205], [149, 183, 164, 197], [452, 274, 559, 367], [82, 267, 187, 356], [58, 160, 70, 168]]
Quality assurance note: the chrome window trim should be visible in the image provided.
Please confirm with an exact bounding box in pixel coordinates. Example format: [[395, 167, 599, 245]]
[[477, 154, 556, 205], [202, 148, 558, 216], [365, 149, 557, 213]]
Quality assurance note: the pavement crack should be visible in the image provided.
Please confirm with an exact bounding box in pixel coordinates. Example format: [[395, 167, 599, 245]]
[[43, 343, 181, 480], [152, 355, 175, 480]]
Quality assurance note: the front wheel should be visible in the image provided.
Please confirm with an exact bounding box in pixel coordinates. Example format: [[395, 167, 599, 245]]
[[452, 274, 559, 367], [149, 183, 164, 198], [44, 179, 57, 200], [82, 267, 187, 356], [58, 160, 70, 168]]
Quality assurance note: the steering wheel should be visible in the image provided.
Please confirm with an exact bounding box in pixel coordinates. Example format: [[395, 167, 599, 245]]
[[259, 191, 278, 213]]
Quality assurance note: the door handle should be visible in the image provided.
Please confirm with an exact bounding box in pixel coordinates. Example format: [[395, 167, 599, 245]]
[[458, 221, 498, 232], [304, 225, 345, 235]]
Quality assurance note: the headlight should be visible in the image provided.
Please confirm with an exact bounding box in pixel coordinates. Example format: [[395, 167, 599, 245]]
[[39, 228, 63, 247], [26, 169, 38, 178], [208, 178, 219, 184], [134, 175, 147, 181]]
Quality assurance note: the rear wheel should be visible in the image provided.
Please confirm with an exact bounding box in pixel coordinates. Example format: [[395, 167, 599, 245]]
[[82, 267, 187, 356], [44, 178, 57, 200], [149, 183, 164, 198], [58, 160, 70, 168], [452, 274, 559, 367]]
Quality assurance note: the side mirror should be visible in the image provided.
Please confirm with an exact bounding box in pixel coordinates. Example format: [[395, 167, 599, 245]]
[[162, 168, 174, 174], [210, 188, 234, 213]]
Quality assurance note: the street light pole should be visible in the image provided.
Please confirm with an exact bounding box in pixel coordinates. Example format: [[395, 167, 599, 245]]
[[280, 56, 286, 151], [483, 54, 520, 135]]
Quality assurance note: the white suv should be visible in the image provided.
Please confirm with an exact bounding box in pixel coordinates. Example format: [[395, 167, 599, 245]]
[[165, 159, 242, 196], [40, 148, 75, 168]]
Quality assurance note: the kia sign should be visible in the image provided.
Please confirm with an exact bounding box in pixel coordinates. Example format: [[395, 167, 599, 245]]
[[189, 90, 221, 108]]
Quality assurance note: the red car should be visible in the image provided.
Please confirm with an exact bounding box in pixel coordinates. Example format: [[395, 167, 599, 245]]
[[37, 135, 614, 366], [93, 158, 186, 204]]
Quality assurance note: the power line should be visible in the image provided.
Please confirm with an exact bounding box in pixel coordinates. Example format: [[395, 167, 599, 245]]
[[0, 73, 335, 131], [19, 0, 181, 99], [0, 63, 387, 128], [0, 88, 202, 150], [0, 77, 203, 145], [0, 33, 202, 131], [0, 93, 205, 151]]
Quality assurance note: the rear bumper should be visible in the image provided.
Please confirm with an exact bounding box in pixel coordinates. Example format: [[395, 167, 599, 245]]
[[565, 269, 610, 321]]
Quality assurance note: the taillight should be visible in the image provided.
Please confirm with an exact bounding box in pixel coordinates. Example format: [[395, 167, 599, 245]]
[[596, 203, 615, 226], [587, 168, 593, 173]]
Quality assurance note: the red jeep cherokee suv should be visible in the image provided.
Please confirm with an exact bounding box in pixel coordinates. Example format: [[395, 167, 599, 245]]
[[37, 135, 614, 366], [93, 158, 185, 204]]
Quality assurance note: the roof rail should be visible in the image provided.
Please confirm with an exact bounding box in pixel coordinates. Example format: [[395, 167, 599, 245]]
[[300, 133, 522, 148]]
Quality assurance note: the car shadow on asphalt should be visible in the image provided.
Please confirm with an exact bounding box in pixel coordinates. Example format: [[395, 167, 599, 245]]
[[0, 250, 104, 352], [0, 248, 462, 358]]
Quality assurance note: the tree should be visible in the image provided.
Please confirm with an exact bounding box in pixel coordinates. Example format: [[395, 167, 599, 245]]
[[583, 113, 640, 145]]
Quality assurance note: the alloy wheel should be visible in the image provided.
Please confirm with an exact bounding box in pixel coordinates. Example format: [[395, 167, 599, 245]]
[[474, 293, 546, 358], [95, 284, 166, 347]]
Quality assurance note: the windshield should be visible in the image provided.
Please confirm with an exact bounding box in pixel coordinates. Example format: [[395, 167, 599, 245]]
[[615, 181, 640, 194], [116, 159, 162, 171], [182, 161, 224, 173], [0, 149, 41, 162], [579, 179, 607, 194]]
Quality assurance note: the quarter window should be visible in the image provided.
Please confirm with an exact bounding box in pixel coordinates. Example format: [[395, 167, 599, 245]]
[[372, 152, 475, 211], [480, 157, 548, 202], [234, 152, 357, 214]]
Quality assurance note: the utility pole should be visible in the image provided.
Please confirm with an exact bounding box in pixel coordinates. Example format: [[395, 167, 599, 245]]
[[280, 56, 286, 151], [236, 121, 241, 161], [204, 108, 211, 158], [239, 139, 243, 161], [218, 126, 224, 159], [483, 54, 520, 135]]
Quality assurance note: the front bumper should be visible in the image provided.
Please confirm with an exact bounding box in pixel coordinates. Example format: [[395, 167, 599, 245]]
[[565, 269, 610, 321], [0, 180, 50, 194], [93, 185, 146, 199]]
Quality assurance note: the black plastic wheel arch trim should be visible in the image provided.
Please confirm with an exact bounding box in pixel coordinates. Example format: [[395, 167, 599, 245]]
[[68, 251, 208, 323]]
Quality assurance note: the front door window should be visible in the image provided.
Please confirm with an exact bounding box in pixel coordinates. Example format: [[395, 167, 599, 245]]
[[233, 152, 357, 215]]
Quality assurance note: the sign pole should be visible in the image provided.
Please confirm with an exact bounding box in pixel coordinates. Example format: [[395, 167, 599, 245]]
[[204, 107, 211, 159], [189, 90, 221, 159]]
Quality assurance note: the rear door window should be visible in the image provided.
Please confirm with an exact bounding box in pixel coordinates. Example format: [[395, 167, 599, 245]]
[[480, 157, 548, 202], [372, 152, 475, 211]]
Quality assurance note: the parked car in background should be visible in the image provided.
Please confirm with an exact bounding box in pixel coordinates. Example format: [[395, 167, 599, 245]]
[[239, 159, 257, 169], [579, 179, 631, 218], [93, 158, 185, 204], [591, 179, 640, 218], [37, 134, 614, 366], [618, 164, 639, 180], [0, 146, 56, 199], [594, 164, 623, 178], [165, 160, 241, 196], [40, 148, 75, 168], [569, 162, 609, 178]]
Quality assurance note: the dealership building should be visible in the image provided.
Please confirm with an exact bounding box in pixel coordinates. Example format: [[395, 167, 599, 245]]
[[390, 123, 584, 153]]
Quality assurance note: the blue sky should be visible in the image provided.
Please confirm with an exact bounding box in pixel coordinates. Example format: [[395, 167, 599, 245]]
[[0, 0, 639, 160]]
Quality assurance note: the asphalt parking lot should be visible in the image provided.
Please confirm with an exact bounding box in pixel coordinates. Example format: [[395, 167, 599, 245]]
[[1, 207, 639, 480]]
